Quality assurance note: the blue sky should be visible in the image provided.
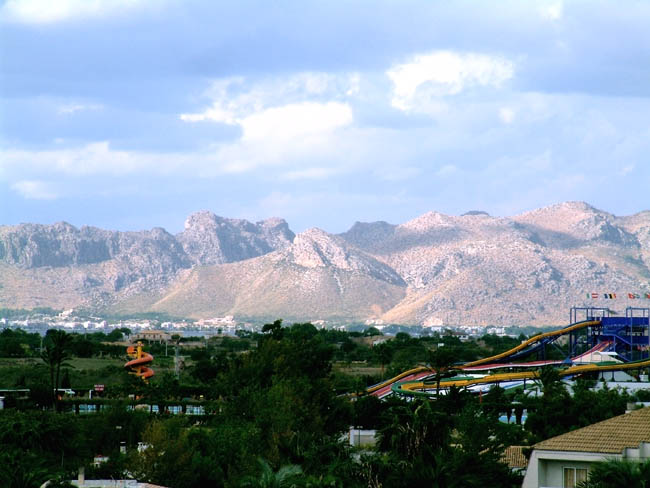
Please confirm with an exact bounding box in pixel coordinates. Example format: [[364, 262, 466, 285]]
[[1, 0, 649, 233]]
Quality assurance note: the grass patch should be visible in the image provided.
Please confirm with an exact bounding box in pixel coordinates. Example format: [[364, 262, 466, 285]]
[[333, 362, 382, 377]]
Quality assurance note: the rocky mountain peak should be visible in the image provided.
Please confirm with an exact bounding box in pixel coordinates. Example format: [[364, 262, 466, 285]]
[[177, 212, 294, 265], [556, 201, 597, 212], [514, 201, 637, 247], [284, 228, 405, 286], [183, 210, 221, 232], [255, 217, 295, 248], [621, 210, 650, 233], [259, 216, 289, 228], [515, 201, 601, 225], [290, 228, 351, 269], [52, 221, 77, 232], [402, 211, 455, 231]]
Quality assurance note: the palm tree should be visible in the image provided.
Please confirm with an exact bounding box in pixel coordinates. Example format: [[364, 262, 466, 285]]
[[374, 343, 392, 379], [537, 365, 564, 396], [377, 401, 450, 460], [428, 347, 456, 398], [0, 451, 48, 488], [41, 330, 73, 411], [578, 458, 650, 488], [240, 457, 303, 488]]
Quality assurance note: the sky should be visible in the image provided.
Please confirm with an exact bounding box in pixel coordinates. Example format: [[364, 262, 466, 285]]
[[1, 0, 649, 234]]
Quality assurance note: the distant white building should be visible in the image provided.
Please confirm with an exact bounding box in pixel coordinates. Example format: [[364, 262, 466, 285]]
[[425, 325, 446, 334], [364, 319, 384, 326], [195, 316, 236, 327]]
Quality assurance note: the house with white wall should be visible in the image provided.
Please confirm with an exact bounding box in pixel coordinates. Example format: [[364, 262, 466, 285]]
[[522, 407, 650, 488]]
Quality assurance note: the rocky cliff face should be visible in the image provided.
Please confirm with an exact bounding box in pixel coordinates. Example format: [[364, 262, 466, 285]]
[[512, 202, 639, 248], [176, 211, 294, 265], [0, 211, 294, 306], [147, 227, 406, 320], [0, 222, 188, 270], [0, 223, 190, 293], [283, 228, 404, 286], [1, 202, 649, 325], [338, 202, 650, 325], [0, 222, 111, 267]]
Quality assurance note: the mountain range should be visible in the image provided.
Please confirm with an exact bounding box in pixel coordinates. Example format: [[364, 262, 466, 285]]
[[1, 201, 649, 326]]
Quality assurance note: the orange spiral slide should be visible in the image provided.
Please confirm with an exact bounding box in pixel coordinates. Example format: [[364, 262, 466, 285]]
[[125, 342, 155, 382]]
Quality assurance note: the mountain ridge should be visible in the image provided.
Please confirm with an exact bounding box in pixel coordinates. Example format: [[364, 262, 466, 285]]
[[1, 202, 649, 326]]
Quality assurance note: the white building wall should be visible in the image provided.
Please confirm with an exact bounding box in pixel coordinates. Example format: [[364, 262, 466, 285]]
[[523, 445, 650, 487], [522, 451, 615, 488]]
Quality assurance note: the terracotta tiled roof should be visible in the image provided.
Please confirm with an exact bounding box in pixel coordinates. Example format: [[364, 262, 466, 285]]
[[534, 407, 650, 454], [500, 445, 529, 469]]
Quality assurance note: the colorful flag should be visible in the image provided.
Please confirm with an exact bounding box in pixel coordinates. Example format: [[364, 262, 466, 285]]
[[646, 293, 650, 299], [629, 293, 637, 299], [591, 292, 599, 299]]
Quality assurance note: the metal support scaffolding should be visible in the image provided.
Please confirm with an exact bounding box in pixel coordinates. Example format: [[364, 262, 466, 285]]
[[570, 307, 610, 324]]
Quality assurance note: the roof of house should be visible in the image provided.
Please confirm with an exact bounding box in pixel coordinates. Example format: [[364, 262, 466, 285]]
[[534, 407, 650, 454], [500, 445, 529, 469]]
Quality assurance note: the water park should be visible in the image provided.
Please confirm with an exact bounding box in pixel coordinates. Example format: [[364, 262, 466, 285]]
[[368, 306, 650, 400]]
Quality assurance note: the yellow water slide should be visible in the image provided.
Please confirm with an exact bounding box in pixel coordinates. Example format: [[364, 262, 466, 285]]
[[462, 320, 601, 368], [366, 366, 432, 395], [397, 356, 650, 395], [367, 319, 601, 396]]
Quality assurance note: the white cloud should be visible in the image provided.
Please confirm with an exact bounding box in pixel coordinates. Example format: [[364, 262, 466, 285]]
[[240, 102, 352, 142], [1, 141, 200, 176], [386, 50, 515, 111], [1, 0, 151, 23], [180, 72, 359, 124], [499, 107, 516, 124], [280, 167, 338, 181], [58, 103, 103, 115], [180, 105, 237, 124], [179, 72, 358, 174], [1, 109, 359, 181], [215, 127, 349, 175], [1, 121, 355, 181], [539, 2, 563, 21], [346, 73, 361, 96], [11, 180, 59, 200]]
